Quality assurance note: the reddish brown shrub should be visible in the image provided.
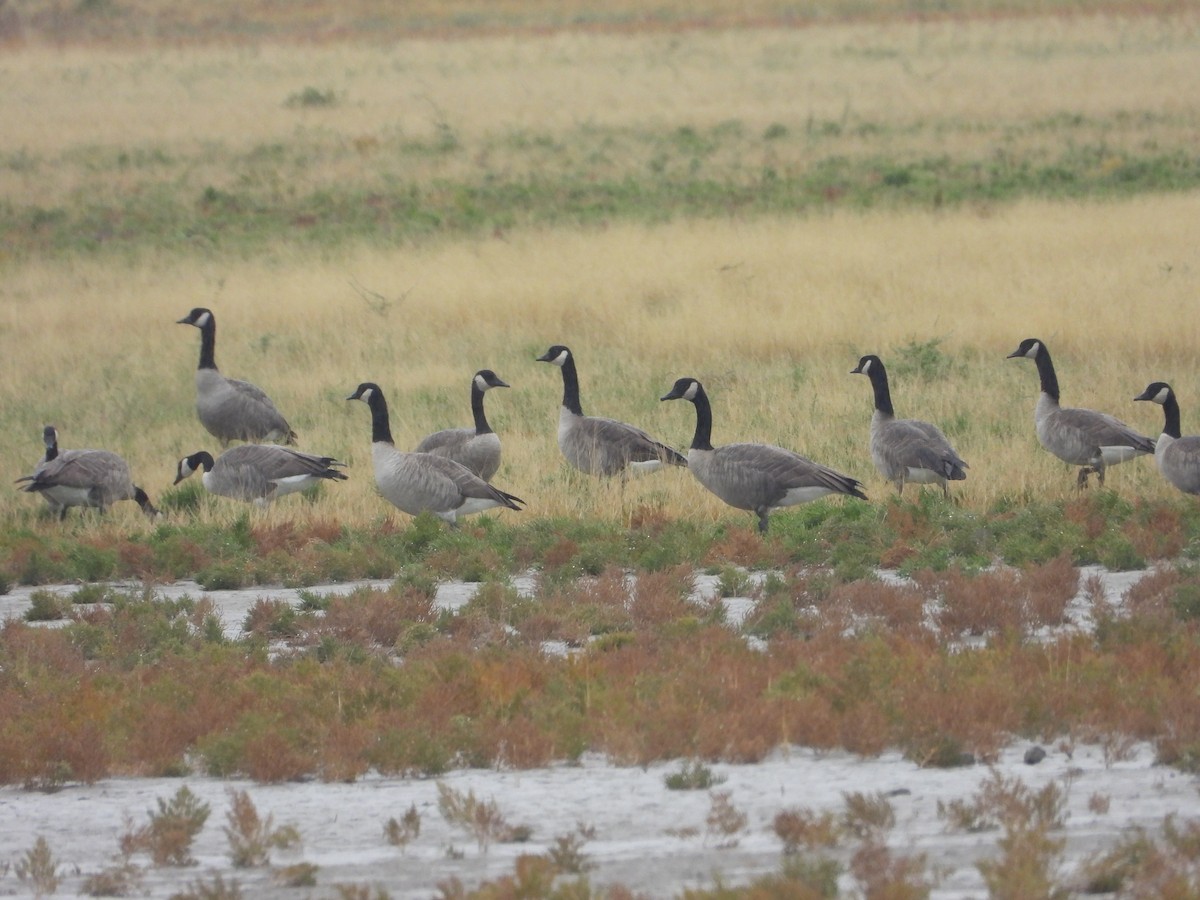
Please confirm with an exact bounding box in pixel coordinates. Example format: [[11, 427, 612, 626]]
[[1124, 503, 1185, 561], [1123, 565, 1180, 623], [705, 528, 772, 567], [919, 567, 1026, 638], [542, 538, 580, 571], [827, 579, 929, 637], [241, 729, 311, 784], [1064, 497, 1110, 540], [629, 565, 694, 626], [317, 585, 436, 648], [1022, 553, 1079, 629], [243, 598, 296, 638], [316, 721, 372, 783]]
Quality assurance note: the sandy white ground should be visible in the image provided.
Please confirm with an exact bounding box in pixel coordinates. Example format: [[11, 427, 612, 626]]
[[0, 568, 1193, 898]]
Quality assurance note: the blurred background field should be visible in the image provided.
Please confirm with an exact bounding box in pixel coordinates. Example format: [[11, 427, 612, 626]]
[[1, 2, 1199, 533]]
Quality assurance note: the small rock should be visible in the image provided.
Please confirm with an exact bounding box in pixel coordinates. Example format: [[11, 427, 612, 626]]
[[1024, 745, 1047, 765]]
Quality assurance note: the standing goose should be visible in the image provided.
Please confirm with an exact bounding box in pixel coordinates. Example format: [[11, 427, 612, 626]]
[[177, 307, 297, 446], [1134, 382, 1200, 495], [174, 444, 348, 506], [414, 369, 509, 481], [1007, 338, 1154, 488], [347, 382, 524, 525], [16, 431, 158, 520], [660, 377, 867, 533], [536, 345, 686, 477], [851, 354, 968, 499]]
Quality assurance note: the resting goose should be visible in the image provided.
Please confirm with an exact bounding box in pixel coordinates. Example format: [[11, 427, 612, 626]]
[[347, 382, 524, 525], [174, 444, 348, 506], [1134, 381, 1200, 495], [177, 307, 297, 446], [536, 345, 686, 477], [851, 354, 968, 499], [1007, 338, 1154, 488], [660, 376, 867, 533], [16, 430, 158, 520], [414, 369, 509, 482]]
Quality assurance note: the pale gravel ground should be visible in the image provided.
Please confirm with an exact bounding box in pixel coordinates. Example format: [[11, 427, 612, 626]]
[[0, 566, 1192, 898]]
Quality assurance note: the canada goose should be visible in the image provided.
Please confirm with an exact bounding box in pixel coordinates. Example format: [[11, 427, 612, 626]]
[[177, 307, 297, 446], [660, 377, 868, 533], [1007, 338, 1154, 488], [174, 444, 348, 506], [16, 432, 158, 520], [414, 369, 509, 481], [347, 382, 524, 525], [851, 354, 968, 499], [1134, 382, 1200, 495], [536, 345, 686, 477]]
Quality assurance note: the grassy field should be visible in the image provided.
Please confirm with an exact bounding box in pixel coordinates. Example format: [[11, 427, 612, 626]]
[[3, 11, 1200, 542]]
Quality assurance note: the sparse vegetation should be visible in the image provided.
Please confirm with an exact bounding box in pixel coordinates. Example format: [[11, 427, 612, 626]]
[[121, 786, 211, 867], [436, 782, 531, 851], [383, 804, 421, 851], [665, 760, 725, 791], [15, 836, 59, 897], [223, 790, 301, 868]]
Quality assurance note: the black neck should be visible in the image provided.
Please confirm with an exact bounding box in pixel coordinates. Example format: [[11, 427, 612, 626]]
[[367, 390, 395, 445], [559, 356, 584, 417], [688, 385, 714, 451], [1162, 392, 1182, 439], [197, 317, 217, 370], [1033, 347, 1060, 403], [133, 487, 158, 518], [866, 363, 895, 417], [471, 383, 493, 435]]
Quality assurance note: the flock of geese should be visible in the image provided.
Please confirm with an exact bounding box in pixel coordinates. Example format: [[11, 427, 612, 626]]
[[14, 311, 1199, 534]]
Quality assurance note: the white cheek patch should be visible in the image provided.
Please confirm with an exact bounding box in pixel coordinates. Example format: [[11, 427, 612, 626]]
[[1026, 341, 1041, 359], [474, 374, 488, 391], [361, 387, 375, 403], [552, 350, 569, 367], [1155, 387, 1171, 404], [683, 381, 699, 401], [196, 311, 212, 328], [861, 359, 873, 376]]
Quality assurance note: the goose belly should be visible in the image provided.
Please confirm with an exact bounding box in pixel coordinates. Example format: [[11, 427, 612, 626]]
[[40, 484, 95, 509], [270, 474, 321, 498], [903, 467, 945, 485]]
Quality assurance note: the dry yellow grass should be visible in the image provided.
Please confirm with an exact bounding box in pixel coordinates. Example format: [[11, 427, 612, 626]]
[[2, 14, 1198, 205], [3, 194, 1200, 528]]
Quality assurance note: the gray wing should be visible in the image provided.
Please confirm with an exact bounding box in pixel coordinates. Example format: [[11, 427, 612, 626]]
[[879, 418, 968, 480], [416, 429, 501, 481], [415, 427, 474, 456], [214, 445, 345, 499], [567, 415, 686, 475], [1057, 406, 1155, 453], [419, 453, 523, 509], [199, 371, 296, 444], [702, 443, 866, 509]]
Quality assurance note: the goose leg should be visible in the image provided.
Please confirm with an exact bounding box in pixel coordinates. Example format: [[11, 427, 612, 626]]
[[755, 508, 770, 534]]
